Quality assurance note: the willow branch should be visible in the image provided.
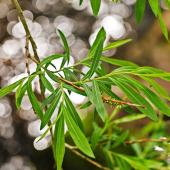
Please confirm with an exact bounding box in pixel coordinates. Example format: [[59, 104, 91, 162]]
[[11, 0, 40, 62], [11, 0, 54, 141]]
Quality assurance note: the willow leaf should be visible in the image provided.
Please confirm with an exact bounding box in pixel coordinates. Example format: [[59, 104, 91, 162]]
[[0, 78, 26, 98], [63, 105, 94, 158], [54, 113, 65, 170], [41, 89, 62, 129]]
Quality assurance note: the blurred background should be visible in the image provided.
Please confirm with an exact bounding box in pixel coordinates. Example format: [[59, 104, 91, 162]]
[[0, 0, 170, 170]]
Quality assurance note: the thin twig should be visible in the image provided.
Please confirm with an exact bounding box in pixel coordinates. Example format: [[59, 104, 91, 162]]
[[65, 143, 111, 170], [25, 35, 30, 75], [11, 0, 40, 62], [11, 0, 54, 142], [125, 137, 169, 144]]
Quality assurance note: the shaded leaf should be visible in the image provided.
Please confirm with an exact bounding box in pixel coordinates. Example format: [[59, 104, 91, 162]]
[[64, 93, 84, 131], [41, 89, 62, 129], [63, 105, 94, 158], [54, 113, 65, 170], [27, 79, 43, 120], [83, 28, 106, 80], [135, 0, 146, 23]]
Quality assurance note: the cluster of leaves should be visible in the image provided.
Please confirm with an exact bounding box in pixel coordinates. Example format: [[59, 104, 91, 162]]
[[1, 25, 170, 169], [135, 0, 169, 39], [80, 0, 169, 39], [1, 0, 170, 170]]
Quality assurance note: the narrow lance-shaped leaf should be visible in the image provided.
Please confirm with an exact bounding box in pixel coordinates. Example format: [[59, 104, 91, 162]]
[[100, 57, 138, 67], [27, 79, 43, 120], [0, 78, 26, 98], [16, 81, 27, 109], [158, 13, 169, 40], [79, 0, 83, 5], [37, 54, 63, 70], [63, 105, 95, 158], [112, 152, 163, 170], [103, 39, 132, 51], [41, 88, 60, 108], [58, 29, 70, 68], [54, 112, 65, 170], [141, 77, 170, 100], [83, 28, 106, 80], [90, 0, 101, 16], [88, 27, 106, 58], [92, 80, 107, 121], [121, 76, 170, 116], [135, 0, 146, 23], [83, 82, 107, 122], [16, 72, 42, 109], [41, 89, 62, 129], [148, 0, 159, 16], [40, 73, 54, 92], [64, 93, 84, 132], [110, 77, 158, 121]]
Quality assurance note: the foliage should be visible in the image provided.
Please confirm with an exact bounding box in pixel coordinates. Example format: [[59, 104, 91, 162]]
[[81, 0, 169, 39], [1, 0, 170, 170]]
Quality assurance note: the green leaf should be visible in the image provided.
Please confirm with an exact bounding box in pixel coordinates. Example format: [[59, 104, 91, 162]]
[[40, 74, 54, 92], [54, 113, 65, 170], [64, 93, 84, 132], [0, 78, 26, 98], [41, 89, 62, 129], [141, 77, 170, 100], [165, 0, 170, 8], [58, 29, 70, 68], [115, 156, 131, 170], [83, 28, 106, 80], [103, 39, 132, 51], [16, 81, 27, 109], [92, 80, 107, 121], [112, 152, 163, 170], [100, 57, 138, 67], [27, 79, 43, 120], [99, 83, 120, 100], [63, 68, 78, 81], [110, 78, 158, 121], [135, 0, 146, 23], [83, 82, 107, 122], [112, 130, 129, 148], [148, 0, 159, 16], [122, 76, 170, 116], [158, 13, 169, 40], [90, 0, 101, 16], [114, 114, 146, 124], [63, 83, 86, 96], [63, 105, 94, 158], [45, 70, 60, 83], [90, 123, 103, 149], [79, 0, 83, 5], [41, 88, 60, 108], [80, 101, 92, 109], [37, 54, 63, 70]]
